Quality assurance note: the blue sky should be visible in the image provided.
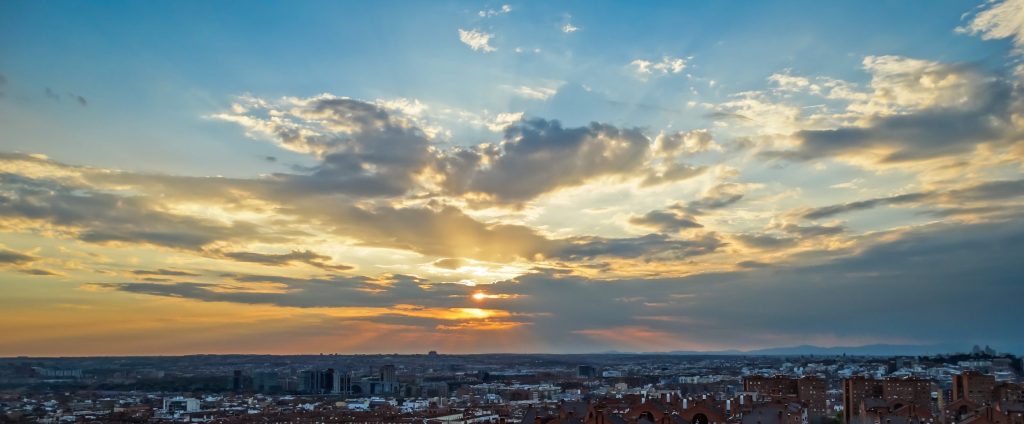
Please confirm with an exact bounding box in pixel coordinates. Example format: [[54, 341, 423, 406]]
[[0, 0, 1022, 355]]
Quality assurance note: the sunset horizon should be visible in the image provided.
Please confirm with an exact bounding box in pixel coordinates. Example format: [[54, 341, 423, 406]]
[[2, 0, 1024, 358]]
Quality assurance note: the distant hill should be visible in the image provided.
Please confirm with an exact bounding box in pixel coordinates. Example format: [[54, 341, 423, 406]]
[[658, 343, 966, 356]]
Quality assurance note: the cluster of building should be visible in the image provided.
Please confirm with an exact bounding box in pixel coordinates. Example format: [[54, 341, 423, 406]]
[[0, 350, 1021, 423]]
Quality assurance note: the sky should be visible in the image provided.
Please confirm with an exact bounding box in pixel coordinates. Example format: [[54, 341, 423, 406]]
[[1, 0, 1023, 356]]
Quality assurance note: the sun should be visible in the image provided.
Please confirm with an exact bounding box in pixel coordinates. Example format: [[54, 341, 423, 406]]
[[471, 292, 488, 301]]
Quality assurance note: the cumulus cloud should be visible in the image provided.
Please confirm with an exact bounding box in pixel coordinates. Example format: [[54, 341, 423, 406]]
[[458, 29, 497, 52], [486, 112, 525, 132], [435, 118, 652, 204], [652, 129, 717, 157], [764, 57, 1021, 164], [213, 95, 435, 197]]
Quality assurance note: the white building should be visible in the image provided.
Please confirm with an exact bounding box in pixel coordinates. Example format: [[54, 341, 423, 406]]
[[163, 396, 200, 413]]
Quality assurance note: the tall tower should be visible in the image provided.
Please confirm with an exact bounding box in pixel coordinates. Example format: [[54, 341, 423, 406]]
[[380, 364, 397, 394]]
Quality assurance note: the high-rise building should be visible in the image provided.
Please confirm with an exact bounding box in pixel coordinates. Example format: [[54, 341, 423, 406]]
[[301, 369, 342, 394], [953, 371, 996, 405], [231, 370, 245, 392], [253, 371, 281, 393], [743, 376, 827, 423], [578, 365, 598, 378], [380, 364, 397, 394], [843, 376, 933, 424], [331, 370, 351, 396]]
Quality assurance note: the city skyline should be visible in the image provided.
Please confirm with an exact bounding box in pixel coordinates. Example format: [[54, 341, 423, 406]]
[[1, 0, 1023, 356]]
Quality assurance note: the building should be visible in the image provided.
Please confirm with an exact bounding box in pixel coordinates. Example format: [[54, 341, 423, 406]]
[[380, 364, 398, 395], [843, 376, 933, 424], [743, 375, 828, 423], [162, 397, 200, 413], [578, 365, 598, 378], [955, 372, 997, 405], [253, 371, 281, 393], [301, 368, 347, 395]]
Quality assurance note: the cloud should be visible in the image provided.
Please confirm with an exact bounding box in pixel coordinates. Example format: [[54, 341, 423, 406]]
[[674, 183, 748, 215], [131, 268, 201, 277], [213, 95, 434, 197], [562, 22, 580, 33], [512, 85, 559, 101], [435, 118, 652, 204], [802, 192, 931, 220], [20, 268, 60, 276], [733, 233, 797, 250], [0, 173, 272, 251], [488, 218, 1024, 351], [0, 153, 726, 266], [799, 179, 1024, 220], [0, 247, 36, 265], [957, 0, 1024, 53], [221, 250, 353, 271], [98, 273, 479, 314], [91, 218, 1024, 352], [766, 59, 1019, 164], [776, 223, 845, 238], [458, 29, 497, 52], [630, 56, 687, 78], [486, 112, 524, 132], [478, 4, 511, 18], [652, 129, 717, 157], [629, 210, 703, 233], [433, 258, 469, 270], [553, 233, 722, 261]]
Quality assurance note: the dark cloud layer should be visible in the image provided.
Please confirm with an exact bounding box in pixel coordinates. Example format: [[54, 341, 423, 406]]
[[767, 66, 1022, 164], [0, 173, 271, 250], [221, 250, 353, 271], [131, 268, 201, 277], [480, 218, 1024, 351], [437, 119, 652, 204], [801, 179, 1024, 220], [628, 210, 702, 233], [101, 273, 467, 310], [0, 248, 36, 265]]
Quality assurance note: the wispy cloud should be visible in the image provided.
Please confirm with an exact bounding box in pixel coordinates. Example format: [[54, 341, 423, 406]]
[[458, 28, 497, 52]]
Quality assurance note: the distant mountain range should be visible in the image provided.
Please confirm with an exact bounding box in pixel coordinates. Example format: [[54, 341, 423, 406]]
[[649, 343, 971, 356]]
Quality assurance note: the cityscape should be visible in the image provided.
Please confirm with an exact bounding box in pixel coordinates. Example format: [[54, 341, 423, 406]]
[[1, 347, 1022, 423], [2, 0, 1024, 423]]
